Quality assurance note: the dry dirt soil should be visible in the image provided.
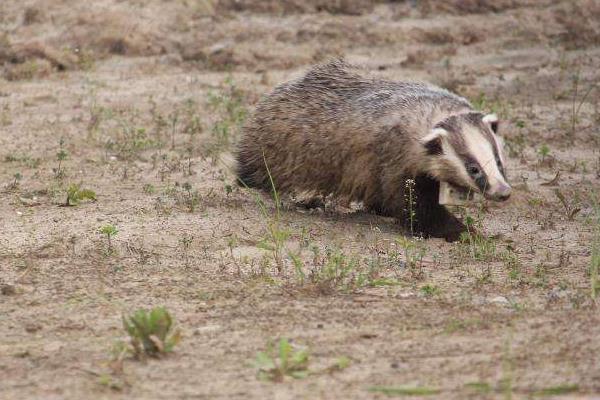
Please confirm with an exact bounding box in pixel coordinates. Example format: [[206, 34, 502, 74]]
[[1, 0, 600, 399]]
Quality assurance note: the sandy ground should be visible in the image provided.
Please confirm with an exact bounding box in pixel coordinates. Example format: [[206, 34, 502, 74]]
[[1, 0, 600, 399]]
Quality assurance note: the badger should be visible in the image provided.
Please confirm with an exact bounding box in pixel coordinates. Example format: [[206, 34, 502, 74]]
[[236, 60, 511, 241]]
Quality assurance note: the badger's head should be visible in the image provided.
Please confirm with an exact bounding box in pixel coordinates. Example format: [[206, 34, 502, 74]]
[[421, 112, 511, 201]]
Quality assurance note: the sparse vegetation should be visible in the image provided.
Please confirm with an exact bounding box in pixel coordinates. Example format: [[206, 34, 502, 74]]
[[253, 338, 310, 381], [554, 189, 581, 221], [100, 224, 118, 254], [65, 184, 96, 206], [568, 68, 598, 141], [119, 307, 181, 358], [54, 138, 68, 179], [1, 1, 599, 398], [420, 284, 440, 297], [206, 76, 247, 157], [368, 385, 440, 396], [537, 144, 551, 165], [533, 384, 579, 396]]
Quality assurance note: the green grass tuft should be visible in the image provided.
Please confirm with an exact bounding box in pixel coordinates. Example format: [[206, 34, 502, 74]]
[[368, 385, 440, 396]]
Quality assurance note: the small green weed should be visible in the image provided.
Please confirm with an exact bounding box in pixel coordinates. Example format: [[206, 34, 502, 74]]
[[454, 208, 500, 263], [54, 138, 68, 179], [537, 144, 551, 164], [65, 184, 96, 206], [253, 338, 310, 381], [121, 307, 181, 358], [420, 284, 440, 297], [309, 247, 361, 291], [8, 172, 21, 190], [464, 382, 492, 394], [163, 182, 203, 213], [100, 224, 118, 254], [533, 384, 579, 396], [143, 183, 155, 194], [106, 120, 156, 161], [368, 385, 440, 396]]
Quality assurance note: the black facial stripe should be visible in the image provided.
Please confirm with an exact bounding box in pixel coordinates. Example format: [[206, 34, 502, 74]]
[[434, 116, 460, 133], [424, 136, 443, 155], [462, 155, 488, 192], [475, 173, 488, 192]]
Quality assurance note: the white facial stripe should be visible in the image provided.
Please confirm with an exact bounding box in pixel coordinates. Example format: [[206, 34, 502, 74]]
[[482, 113, 498, 125]]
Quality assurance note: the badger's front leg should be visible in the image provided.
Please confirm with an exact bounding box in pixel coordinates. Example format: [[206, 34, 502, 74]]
[[409, 175, 467, 242]]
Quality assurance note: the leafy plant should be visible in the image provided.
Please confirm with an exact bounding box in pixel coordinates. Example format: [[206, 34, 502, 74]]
[[143, 183, 155, 194], [121, 307, 181, 358], [420, 284, 440, 297], [253, 338, 310, 381], [181, 182, 201, 212], [537, 144, 550, 164], [106, 121, 156, 161], [65, 184, 97, 206], [100, 224, 118, 254]]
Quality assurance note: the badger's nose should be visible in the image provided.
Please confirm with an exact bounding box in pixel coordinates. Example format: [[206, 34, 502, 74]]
[[491, 183, 511, 202]]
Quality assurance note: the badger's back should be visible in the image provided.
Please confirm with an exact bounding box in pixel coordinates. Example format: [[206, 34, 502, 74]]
[[235, 60, 472, 200]]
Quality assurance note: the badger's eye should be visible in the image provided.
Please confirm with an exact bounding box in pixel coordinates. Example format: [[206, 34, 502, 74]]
[[467, 164, 481, 177]]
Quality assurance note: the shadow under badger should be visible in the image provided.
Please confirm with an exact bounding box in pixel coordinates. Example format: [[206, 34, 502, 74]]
[[236, 60, 511, 242]]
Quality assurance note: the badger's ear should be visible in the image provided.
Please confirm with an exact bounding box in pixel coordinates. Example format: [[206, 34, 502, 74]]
[[483, 113, 499, 134], [421, 128, 447, 155]]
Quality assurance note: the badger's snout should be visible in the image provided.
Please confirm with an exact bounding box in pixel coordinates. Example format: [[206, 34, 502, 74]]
[[486, 183, 512, 201]]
